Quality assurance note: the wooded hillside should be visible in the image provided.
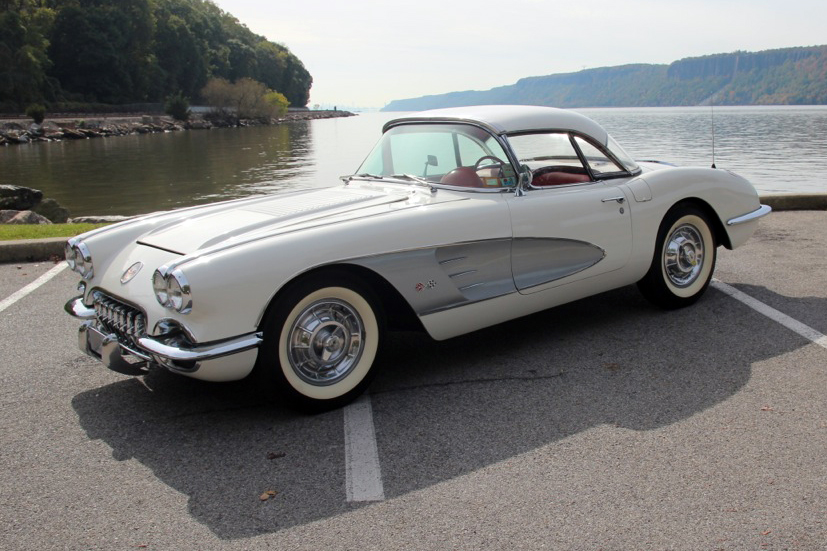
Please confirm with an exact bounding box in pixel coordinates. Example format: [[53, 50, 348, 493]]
[[0, 0, 312, 110], [382, 46, 827, 111]]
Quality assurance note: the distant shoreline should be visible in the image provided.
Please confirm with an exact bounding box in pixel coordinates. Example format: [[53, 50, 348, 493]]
[[0, 110, 356, 147]]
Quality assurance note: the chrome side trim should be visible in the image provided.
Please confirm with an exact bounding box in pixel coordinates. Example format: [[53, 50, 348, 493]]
[[727, 204, 772, 226], [350, 239, 515, 316], [137, 332, 262, 363], [512, 238, 606, 291], [449, 270, 478, 279]]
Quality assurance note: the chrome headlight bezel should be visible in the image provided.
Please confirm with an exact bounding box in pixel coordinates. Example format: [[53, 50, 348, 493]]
[[152, 267, 192, 314], [65, 238, 94, 280], [64, 241, 77, 270]]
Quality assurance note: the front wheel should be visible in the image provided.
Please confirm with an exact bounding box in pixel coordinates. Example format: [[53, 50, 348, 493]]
[[256, 273, 383, 411], [637, 206, 717, 309]]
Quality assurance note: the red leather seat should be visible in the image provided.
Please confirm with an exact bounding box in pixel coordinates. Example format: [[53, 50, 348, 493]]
[[440, 167, 485, 187], [532, 171, 591, 186]]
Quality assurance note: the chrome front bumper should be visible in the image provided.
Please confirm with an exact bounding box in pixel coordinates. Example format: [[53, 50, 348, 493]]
[[727, 204, 772, 226], [66, 296, 262, 376]]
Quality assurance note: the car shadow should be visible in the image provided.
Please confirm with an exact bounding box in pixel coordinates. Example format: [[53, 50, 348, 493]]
[[70, 283, 819, 539]]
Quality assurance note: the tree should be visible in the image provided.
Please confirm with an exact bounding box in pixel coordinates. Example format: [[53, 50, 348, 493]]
[[2, 0, 314, 108], [255, 40, 288, 91], [201, 76, 288, 122], [0, 8, 53, 109], [264, 90, 289, 118], [154, 14, 207, 99], [48, 6, 134, 103], [47, 2, 155, 103], [164, 90, 190, 121]]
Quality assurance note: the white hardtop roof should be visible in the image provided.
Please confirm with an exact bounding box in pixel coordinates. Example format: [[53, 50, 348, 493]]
[[384, 105, 609, 145]]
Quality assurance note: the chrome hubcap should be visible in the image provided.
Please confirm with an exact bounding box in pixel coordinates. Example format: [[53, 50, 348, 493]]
[[664, 223, 704, 287], [287, 299, 364, 386]]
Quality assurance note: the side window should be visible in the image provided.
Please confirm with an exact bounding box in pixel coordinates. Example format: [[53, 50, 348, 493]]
[[508, 132, 591, 187], [573, 136, 624, 176]]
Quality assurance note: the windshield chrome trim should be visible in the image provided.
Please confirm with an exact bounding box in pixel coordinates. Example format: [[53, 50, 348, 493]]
[[345, 174, 513, 193]]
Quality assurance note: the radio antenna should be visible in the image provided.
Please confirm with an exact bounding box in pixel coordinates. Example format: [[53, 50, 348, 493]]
[[710, 95, 717, 169]]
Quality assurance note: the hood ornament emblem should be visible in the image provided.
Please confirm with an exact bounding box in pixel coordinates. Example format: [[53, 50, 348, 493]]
[[121, 262, 143, 284]]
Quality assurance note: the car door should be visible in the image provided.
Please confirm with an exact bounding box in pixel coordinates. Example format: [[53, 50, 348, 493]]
[[505, 132, 633, 294]]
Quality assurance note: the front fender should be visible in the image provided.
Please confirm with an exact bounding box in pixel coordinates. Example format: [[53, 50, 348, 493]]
[[627, 167, 764, 256]]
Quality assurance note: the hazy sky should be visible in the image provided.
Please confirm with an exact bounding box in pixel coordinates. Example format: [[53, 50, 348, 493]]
[[212, 0, 827, 109]]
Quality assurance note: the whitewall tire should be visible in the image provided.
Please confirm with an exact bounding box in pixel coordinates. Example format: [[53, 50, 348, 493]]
[[256, 273, 383, 410], [638, 206, 717, 309]]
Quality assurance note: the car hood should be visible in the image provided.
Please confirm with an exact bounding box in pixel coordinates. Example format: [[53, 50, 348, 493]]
[[136, 185, 447, 255]]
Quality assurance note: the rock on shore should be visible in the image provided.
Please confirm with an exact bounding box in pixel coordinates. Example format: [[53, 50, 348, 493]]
[[0, 185, 69, 223], [0, 110, 355, 147]]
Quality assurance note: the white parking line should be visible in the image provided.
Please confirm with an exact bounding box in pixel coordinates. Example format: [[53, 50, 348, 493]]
[[712, 279, 827, 350], [0, 263, 67, 314], [344, 393, 385, 502]]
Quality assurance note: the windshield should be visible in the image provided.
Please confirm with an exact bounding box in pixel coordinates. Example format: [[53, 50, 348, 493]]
[[355, 123, 517, 189]]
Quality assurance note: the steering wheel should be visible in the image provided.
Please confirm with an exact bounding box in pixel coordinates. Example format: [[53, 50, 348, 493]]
[[474, 156, 505, 171]]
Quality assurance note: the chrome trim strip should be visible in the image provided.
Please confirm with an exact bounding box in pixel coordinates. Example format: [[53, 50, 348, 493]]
[[458, 282, 485, 291], [137, 332, 262, 363], [418, 289, 516, 316], [727, 204, 772, 226]]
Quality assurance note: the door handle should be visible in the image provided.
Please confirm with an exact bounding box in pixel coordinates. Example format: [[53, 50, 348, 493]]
[[601, 196, 626, 204]]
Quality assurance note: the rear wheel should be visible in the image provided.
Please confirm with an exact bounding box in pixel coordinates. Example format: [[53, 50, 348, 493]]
[[256, 273, 383, 411], [638, 205, 717, 309]]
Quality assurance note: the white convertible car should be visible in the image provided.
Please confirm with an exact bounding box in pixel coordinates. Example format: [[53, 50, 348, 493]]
[[65, 105, 770, 409]]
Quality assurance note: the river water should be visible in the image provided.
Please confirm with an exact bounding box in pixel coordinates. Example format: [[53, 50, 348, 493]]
[[1, 106, 824, 217]]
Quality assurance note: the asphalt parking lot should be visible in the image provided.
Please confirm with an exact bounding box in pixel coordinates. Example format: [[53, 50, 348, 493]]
[[1, 210, 825, 550]]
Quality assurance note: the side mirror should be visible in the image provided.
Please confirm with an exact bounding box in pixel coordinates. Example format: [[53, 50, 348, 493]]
[[518, 164, 532, 188], [423, 155, 438, 176]]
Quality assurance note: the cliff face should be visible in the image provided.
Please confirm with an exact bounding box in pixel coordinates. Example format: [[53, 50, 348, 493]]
[[382, 46, 827, 111]]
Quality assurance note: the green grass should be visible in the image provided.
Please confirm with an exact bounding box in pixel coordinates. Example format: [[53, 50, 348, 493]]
[[0, 223, 108, 241]]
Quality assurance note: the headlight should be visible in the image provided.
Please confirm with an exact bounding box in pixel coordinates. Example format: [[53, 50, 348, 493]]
[[167, 275, 185, 311], [65, 239, 94, 280], [152, 267, 192, 314], [152, 270, 169, 306], [75, 242, 94, 279]]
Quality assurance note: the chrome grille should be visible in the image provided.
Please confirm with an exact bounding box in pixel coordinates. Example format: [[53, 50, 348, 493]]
[[93, 292, 147, 341]]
